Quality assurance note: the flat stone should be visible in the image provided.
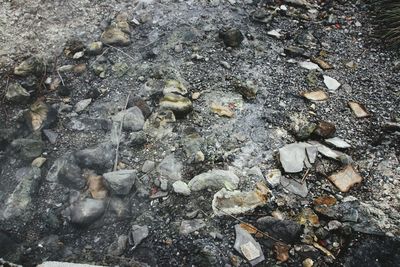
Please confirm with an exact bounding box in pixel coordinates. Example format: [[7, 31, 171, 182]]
[[234, 224, 265, 266], [107, 235, 128, 256], [279, 142, 309, 173], [179, 219, 206, 235], [328, 165, 362, 192], [74, 98, 92, 112], [129, 225, 149, 248], [301, 90, 329, 101], [157, 154, 182, 180], [75, 143, 115, 172], [101, 27, 130, 46], [11, 138, 44, 161], [113, 107, 145, 132], [141, 160, 155, 173], [46, 153, 84, 189], [38, 262, 105, 267], [299, 61, 321, 71], [68, 198, 105, 226], [172, 180, 191, 196], [314, 121, 336, 138], [43, 129, 59, 144], [323, 75, 341, 91], [103, 170, 137, 195], [280, 176, 308, 197], [325, 137, 351, 149], [32, 157, 46, 168], [348, 101, 370, 118], [188, 169, 240, 191], [5, 83, 30, 103], [160, 93, 192, 116]]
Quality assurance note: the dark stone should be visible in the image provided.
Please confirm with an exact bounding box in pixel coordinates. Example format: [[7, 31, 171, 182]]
[[284, 46, 309, 58], [58, 84, 72, 96], [75, 143, 115, 172], [313, 121, 336, 138], [219, 28, 244, 47], [69, 198, 105, 226], [10, 138, 44, 161], [256, 216, 302, 243], [0, 231, 18, 258], [46, 153, 84, 189], [128, 96, 152, 118]]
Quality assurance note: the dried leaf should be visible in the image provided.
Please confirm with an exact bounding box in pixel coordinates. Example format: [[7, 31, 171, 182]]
[[211, 103, 234, 118], [274, 242, 289, 262], [301, 90, 329, 101], [348, 101, 370, 118]]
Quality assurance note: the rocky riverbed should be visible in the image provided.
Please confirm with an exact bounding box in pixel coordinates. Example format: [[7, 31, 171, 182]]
[[1, 0, 399, 266]]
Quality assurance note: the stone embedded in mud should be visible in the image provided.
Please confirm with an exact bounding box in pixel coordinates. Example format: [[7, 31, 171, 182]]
[[74, 98, 92, 113], [129, 225, 149, 248], [211, 103, 234, 118], [279, 142, 309, 173], [233, 80, 258, 100], [314, 121, 336, 138], [113, 106, 145, 132], [299, 61, 321, 71], [163, 80, 188, 95], [5, 83, 30, 103], [87, 41, 103, 55], [311, 57, 333, 70], [328, 165, 362, 192], [46, 153, 84, 189], [157, 153, 182, 180], [159, 93, 193, 116], [280, 176, 309, 197], [234, 224, 265, 266], [172, 180, 191, 196], [25, 101, 57, 131], [284, 46, 307, 58], [68, 198, 105, 226], [11, 138, 44, 161], [188, 169, 239, 191], [107, 235, 128, 256], [256, 216, 302, 243], [212, 186, 270, 216], [13, 56, 44, 76], [325, 137, 351, 149], [103, 170, 137, 195], [301, 90, 329, 101], [323, 75, 341, 91], [75, 143, 115, 172], [348, 101, 370, 118], [1, 167, 41, 220], [179, 219, 206, 235], [219, 27, 244, 47], [101, 26, 131, 46]]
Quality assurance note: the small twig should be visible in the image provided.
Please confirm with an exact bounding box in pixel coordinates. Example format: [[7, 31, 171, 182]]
[[215, 207, 285, 244], [301, 168, 311, 183], [113, 93, 131, 171], [57, 70, 65, 86]]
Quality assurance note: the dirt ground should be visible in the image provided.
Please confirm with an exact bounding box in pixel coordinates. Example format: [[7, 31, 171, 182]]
[[0, 0, 399, 266]]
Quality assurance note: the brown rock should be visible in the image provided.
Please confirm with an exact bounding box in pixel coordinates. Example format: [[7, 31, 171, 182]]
[[328, 165, 362, 192], [314, 121, 336, 138], [348, 101, 371, 118]]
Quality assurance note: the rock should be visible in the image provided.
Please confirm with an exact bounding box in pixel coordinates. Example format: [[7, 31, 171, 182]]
[[265, 169, 282, 188], [267, 29, 282, 39], [163, 80, 188, 95], [157, 154, 182, 180], [188, 169, 239, 191], [251, 9, 274, 24], [107, 235, 128, 256], [75, 143, 115, 172], [141, 160, 155, 173], [43, 129, 58, 144], [129, 131, 147, 147], [14, 56, 44, 76], [212, 185, 270, 216], [211, 103, 234, 118], [256, 216, 302, 243], [179, 219, 206, 235], [113, 107, 145, 132], [73, 51, 84, 59], [325, 137, 351, 149], [11, 138, 43, 161], [285, 0, 311, 8], [172, 181, 191, 196], [103, 170, 137, 195], [68, 117, 112, 132], [234, 224, 265, 266], [279, 142, 309, 173], [328, 165, 362, 192], [74, 98, 92, 112], [85, 171, 108, 199], [129, 225, 149, 248], [296, 123, 317, 140], [1, 167, 41, 220], [25, 101, 57, 131], [68, 198, 105, 226], [233, 80, 258, 100], [306, 146, 318, 164], [46, 154, 84, 189], [160, 93, 193, 117], [301, 90, 329, 101], [112, 62, 129, 77], [308, 141, 350, 162], [323, 75, 341, 91], [5, 83, 30, 103], [348, 101, 371, 118], [311, 57, 333, 70], [284, 46, 308, 58], [38, 262, 105, 267], [160, 178, 168, 191], [101, 27, 130, 46], [127, 96, 152, 118], [32, 157, 46, 168], [219, 28, 244, 47], [303, 258, 314, 267], [299, 61, 321, 71], [280, 176, 309, 197], [87, 41, 103, 55], [314, 121, 336, 138]]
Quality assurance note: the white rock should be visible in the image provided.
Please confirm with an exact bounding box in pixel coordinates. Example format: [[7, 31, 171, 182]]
[[299, 61, 321, 71], [279, 142, 310, 173], [267, 29, 282, 39], [323, 75, 341, 91], [74, 98, 92, 112], [172, 181, 191, 196], [325, 137, 351, 149], [188, 169, 239, 191]]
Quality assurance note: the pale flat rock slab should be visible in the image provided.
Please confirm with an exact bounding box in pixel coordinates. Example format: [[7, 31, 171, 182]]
[[279, 142, 310, 173], [280, 176, 308, 197], [299, 61, 321, 71], [328, 165, 362, 192], [348, 101, 370, 118], [74, 98, 92, 112], [188, 169, 239, 191], [301, 90, 329, 101], [38, 262, 105, 267], [323, 75, 341, 91], [325, 137, 351, 149], [179, 219, 206, 235], [234, 224, 265, 266]]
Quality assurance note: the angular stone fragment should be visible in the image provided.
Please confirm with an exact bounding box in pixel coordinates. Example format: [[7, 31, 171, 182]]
[[311, 57, 333, 70], [256, 216, 302, 243], [323, 75, 341, 91], [219, 28, 244, 47], [68, 198, 105, 226], [129, 225, 149, 248], [157, 154, 182, 180], [280, 176, 308, 197], [5, 83, 30, 103], [301, 90, 329, 101], [314, 121, 336, 138], [103, 170, 137, 195], [211, 103, 234, 118], [234, 224, 265, 266], [163, 80, 187, 95], [160, 93, 192, 116], [299, 61, 321, 71], [348, 101, 370, 118], [328, 165, 362, 192], [75, 143, 115, 172], [101, 27, 130, 46], [172, 180, 191, 196], [279, 142, 309, 173], [113, 107, 145, 132], [179, 219, 205, 235], [46, 154, 84, 189], [325, 137, 351, 149], [188, 169, 239, 191]]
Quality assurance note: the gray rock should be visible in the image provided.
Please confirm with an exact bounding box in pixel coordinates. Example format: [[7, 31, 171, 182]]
[[113, 107, 145, 132], [256, 216, 302, 243], [5, 83, 30, 103], [160, 178, 168, 191], [68, 117, 112, 132], [101, 26, 130, 46], [233, 224, 265, 266], [179, 219, 206, 235], [280, 176, 308, 197], [103, 170, 136, 195], [1, 167, 41, 220], [74, 98, 92, 112], [323, 75, 341, 91], [141, 160, 155, 173], [43, 129, 59, 144], [14, 56, 44, 76], [107, 235, 128, 256], [38, 262, 105, 267], [172, 180, 191, 196], [279, 142, 309, 173], [219, 28, 244, 47], [11, 138, 44, 161], [86, 41, 103, 55], [188, 169, 239, 191], [129, 131, 147, 147], [129, 225, 149, 248], [46, 154, 84, 189], [325, 137, 351, 149], [75, 143, 115, 172], [157, 154, 182, 180], [68, 198, 105, 226]]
